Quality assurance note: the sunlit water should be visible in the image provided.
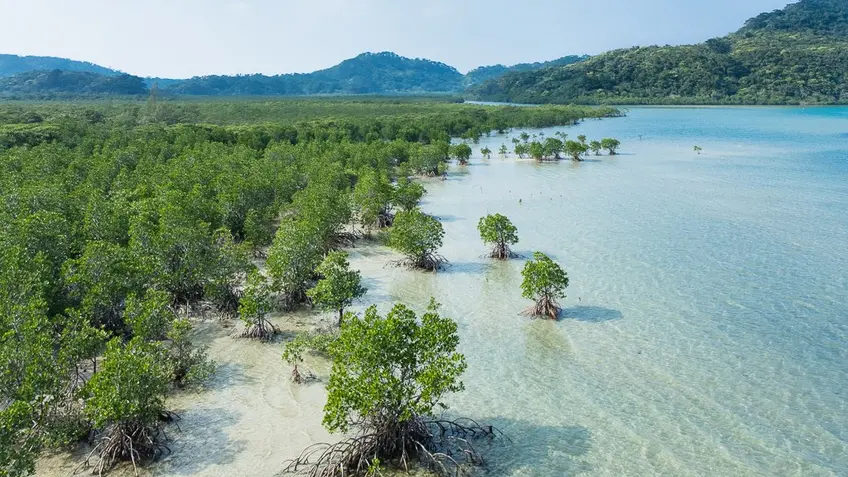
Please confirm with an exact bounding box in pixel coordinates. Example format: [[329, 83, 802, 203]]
[[39, 107, 848, 477]]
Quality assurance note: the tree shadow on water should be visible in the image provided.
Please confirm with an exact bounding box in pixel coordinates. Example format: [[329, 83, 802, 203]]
[[433, 214, 463, 223], [157, 407, 246, 475], [472, 419, 593, 476], [561, 306, 622, 323]]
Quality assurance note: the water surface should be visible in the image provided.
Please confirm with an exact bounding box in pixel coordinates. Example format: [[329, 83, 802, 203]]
[[351, 106, 848, 477]]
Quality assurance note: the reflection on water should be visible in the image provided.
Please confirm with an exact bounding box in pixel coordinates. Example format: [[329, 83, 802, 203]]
[[37, 107, 848, 476]]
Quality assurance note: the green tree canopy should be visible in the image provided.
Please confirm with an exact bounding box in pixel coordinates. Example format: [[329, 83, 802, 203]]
[[478, 213, 519, 259], [449, 143, 473, 165], [283, 301, 495, 476], [392, 177, 426, 212], [388, 210, 445, 271], [237, 269, 279, 340], [353, 170, 394, 230], [266, 219, 324, 308], [307, 251, 367, 325], [600, 138, 621, 155], [521, 252, 569, 319], [564, 140, 589, 161], [82, 338, 171, 476]]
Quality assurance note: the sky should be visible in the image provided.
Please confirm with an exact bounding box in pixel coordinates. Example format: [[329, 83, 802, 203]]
[[0, 0, 796, 78]]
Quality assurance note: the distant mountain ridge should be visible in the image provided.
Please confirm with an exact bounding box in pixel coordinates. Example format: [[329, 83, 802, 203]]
[[164, 52, 464, 96], [469, 0, 848, 105], [0, 54, 120, 77], [0, 51, 587, 98]]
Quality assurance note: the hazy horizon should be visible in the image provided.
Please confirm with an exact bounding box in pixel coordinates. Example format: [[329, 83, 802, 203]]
[[1, 0, 795, 79]]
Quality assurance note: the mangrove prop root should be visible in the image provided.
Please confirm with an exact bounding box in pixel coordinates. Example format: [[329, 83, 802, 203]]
[[281, 416, 501, 477], [76, 420, 174, 477], [522, 295, 561, 320], [238, 317, 280, 342], [389, 253, 448, 272], [488, 243, 518, 260]]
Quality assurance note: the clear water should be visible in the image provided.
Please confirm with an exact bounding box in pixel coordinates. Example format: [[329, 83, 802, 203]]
[[351, 107, 848, 477], [37, 107, 848, 477]]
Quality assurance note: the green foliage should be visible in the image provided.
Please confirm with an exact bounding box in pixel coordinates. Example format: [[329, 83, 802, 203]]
[[528, 141, 545, 160], [589, 140, 602, 155], [307, 251, 367, 323], [463, 55, 589, 87], [600, 138, 621, 155], [449, 143, 473, 165], [564, 140, 589, 161], [353, 170, 394, 229], [322, 301, 466, 434], [521, 252, 569, 300], [470, 0, 848, 105], [388, 210, 445, 270], [266, 219, 324, 306], [206, 229, 255, 317], [165, 52, 464, 96], [480, 146, 492, 159], [0, 97, 616, 472], [125, 289, 174, 341], [392, 177, 426, 212], [498, 144, 509, 158], [166, 319, 215, 388], [84, 338, 169, 430], [239, 270, 274, 327], [0, 54, 119, 77], [0, 70, 147, 98], [478, 214, 519, 259]]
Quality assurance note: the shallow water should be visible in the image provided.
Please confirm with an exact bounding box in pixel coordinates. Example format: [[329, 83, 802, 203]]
[[352, 107, 848, 476], [39, 107, 848, 477]]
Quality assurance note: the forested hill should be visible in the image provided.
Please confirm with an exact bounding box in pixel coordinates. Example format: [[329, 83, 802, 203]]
[[163, 52, 464, 96], [0, 70, 148, 97], [0, 51, 588, 98], [469, 0, 848, 105], [0, 54, 119, 77], [463, 55, 589, 88]]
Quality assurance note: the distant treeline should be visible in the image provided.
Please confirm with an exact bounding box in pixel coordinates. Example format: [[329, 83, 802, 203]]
[[0, 52, 592, 99]]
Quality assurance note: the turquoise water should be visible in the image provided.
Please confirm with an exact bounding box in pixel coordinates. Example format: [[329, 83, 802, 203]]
[[349, 107, 848, 476]]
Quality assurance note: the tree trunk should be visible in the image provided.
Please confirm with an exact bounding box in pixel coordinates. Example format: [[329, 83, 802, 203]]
[[338, 308, 344, 327]]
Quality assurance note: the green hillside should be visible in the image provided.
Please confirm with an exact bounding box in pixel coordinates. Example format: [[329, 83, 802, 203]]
[[164, 52, 464, 96], [463, 55, 589, 88], [0, 70, 148, 97], [0, 54, 119, 77], [469, 0, 848, 105]]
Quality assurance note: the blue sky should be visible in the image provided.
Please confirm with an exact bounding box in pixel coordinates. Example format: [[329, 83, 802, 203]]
[[0, 0, 795, 78]]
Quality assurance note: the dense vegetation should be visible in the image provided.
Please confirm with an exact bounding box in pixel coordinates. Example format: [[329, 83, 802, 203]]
[[283, 302, 497, 477], [470, 0, 848, 105], [462, 55, 589, 87], [0, 70, 148, 98], [0, 54, 119, 77], [0, 51, 589, 98], [165, 52, 463, 96], [0, 98, 617, 476]]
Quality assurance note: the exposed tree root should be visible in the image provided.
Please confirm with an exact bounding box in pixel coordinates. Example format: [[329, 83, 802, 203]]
[[282, 416, 500, 477], [488, 243, 518, 260], [214, 289, 242, 319], [331, 231, 360, 249], [522, 295, 561, 320], [376, 212, 394, 229], [238, 317, 280, 341], [77, 420, 173, 477], [291, 364, 318, 384], [390, 253, 448, 272]]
